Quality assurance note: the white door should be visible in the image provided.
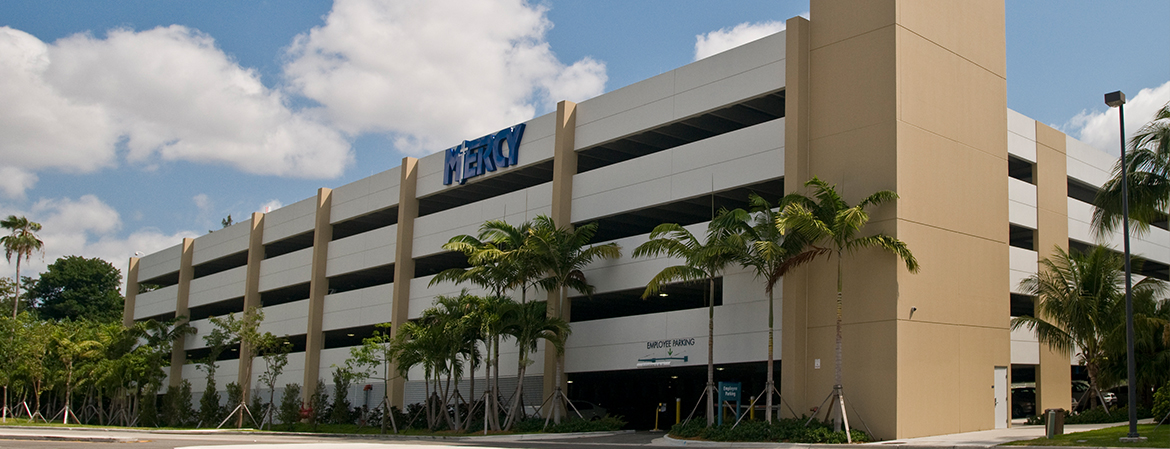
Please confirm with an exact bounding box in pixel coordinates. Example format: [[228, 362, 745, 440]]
[[994, 366, 1009, 428]]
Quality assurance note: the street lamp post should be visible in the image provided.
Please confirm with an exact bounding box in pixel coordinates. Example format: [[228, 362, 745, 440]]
[[1105, 90, 1143, 442]]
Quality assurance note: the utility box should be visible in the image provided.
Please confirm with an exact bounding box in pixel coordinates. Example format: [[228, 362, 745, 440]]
[[1045, 409, 1064, 438]]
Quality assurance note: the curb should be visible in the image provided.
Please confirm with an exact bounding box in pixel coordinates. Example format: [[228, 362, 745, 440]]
[[0, 434, 139, 443], [0, 425, 633, 442]]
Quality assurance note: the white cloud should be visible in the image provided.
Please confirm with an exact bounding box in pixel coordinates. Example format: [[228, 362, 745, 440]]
[[694, 20, 788, 61], [0, 167, 38, 199], [0, 27, 120, 176], [0, 25, 354, 198], [1063, 81, 1170, 155], [0, 196, 197, 287], [193, 193, 212, 214], [282, 0, 607, 155]]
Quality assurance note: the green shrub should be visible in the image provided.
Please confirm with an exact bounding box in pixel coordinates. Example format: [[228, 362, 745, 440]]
[[198, 378, 222, 427], [328, 367, 355, 425], [139, 391, 160, 427], [162, 381, 194, 425], [668, 417, 869, 443], [278, 383, 302, 430], [309, 379, 328, 430], [1154, 382, 1170, 424]]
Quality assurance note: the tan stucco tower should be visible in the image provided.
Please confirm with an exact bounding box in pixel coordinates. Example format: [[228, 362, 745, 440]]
[[783, 0, 1010, 439]]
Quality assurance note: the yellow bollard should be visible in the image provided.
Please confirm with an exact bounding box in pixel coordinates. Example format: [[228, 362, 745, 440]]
[[652, 403, 666, 431], [675, 397, 681, 424]]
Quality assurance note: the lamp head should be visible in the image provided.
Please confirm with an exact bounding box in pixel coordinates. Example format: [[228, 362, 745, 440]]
[[1105, 91, 1126, 108]]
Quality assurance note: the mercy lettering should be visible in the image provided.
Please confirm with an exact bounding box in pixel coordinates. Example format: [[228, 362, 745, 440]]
[[443, 124, 526, 185]]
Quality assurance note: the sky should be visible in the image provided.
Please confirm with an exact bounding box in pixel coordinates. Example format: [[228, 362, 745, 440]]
[[0, 0, 1168, 286]]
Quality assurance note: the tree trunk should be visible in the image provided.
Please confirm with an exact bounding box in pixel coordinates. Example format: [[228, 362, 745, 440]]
[[552, 285, 568, 424], [834, 253, 845, 432], [706, 275, 715, 427], [488, 335, 500, 430], [503, 350, 528, 430], [12, 258, 21, 318], [424, 375, 434, 430], [766, 287, 774, 422], [64, 366, 73, 424]]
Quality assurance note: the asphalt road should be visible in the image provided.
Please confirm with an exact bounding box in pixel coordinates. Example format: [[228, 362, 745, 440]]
[[0, 429, 664, 449]]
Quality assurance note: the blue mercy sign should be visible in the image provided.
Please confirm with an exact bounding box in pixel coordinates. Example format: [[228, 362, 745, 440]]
[[443, 124, 526, 185]]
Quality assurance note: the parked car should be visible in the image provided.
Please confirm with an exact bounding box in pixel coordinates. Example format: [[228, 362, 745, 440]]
[[1102, 392, 1118, 406], [569, 400, 607, 421], [1011, 386, 1036, 418]]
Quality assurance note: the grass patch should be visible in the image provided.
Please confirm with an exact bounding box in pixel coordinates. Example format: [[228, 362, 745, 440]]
[[669, 418, 870, 444], [0, 417, 190, 430], [1004, 424, 1170, 447]]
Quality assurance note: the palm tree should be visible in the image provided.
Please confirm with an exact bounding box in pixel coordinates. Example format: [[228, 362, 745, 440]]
[[714, 194, 828, 421], [53, 319, 106, 424], [433, 219, 537, 298], [1, 215, 44, 318], [633, 219, 740, 426], [1093, 103, 1170, 236], [1013, 245, 1166, 412], [473, 294, 519, 430], [500, 300, 569, 430], [777, 177, 919, 438], [391, 318, 447, 430], [431, 220, 537, 430], [526, 215, 620, 423]]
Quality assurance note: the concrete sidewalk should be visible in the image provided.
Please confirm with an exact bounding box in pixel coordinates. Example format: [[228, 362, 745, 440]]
[[656, 421, 1149, 448], [864, 422, 1130, 447]]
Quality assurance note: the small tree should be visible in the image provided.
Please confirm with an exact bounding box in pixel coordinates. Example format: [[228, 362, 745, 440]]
[[254, 333, 291, 428], [309, 379, 328, 430], [196, 320, 232, 427], [161, 380, 196, 427], [223, 382, 242, 425], [210, 307, 263, 427], [328, 365, 360, 425], [278, 383, 302, 430], [346, 322, 400, 433], [198, 379, 223, 427]]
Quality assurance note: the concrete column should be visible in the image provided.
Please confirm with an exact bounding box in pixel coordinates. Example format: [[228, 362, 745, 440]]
[[169, 238, 195, 387], [237, 212, 265, 402], [387, 157, 419, 409], [543, 100, 577, 409], [1034, 123, 1072, 412], [781, 14, 811, 418], [123, 257, 140, 328], [302, 188, 334, 403]]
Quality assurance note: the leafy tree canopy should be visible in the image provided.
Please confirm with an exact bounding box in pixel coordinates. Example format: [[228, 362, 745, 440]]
[[30, 255, 124, 322]]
